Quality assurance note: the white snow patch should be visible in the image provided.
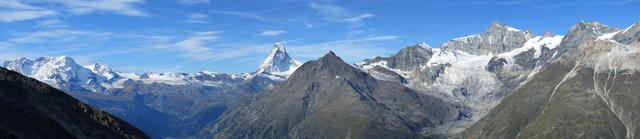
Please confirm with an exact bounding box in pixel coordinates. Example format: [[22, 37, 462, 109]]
[[496, 35, 563, 64], [597, 30, 622, 40]]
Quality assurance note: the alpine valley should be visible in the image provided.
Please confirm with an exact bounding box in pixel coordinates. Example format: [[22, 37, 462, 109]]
[[4, 20, 640, 139]]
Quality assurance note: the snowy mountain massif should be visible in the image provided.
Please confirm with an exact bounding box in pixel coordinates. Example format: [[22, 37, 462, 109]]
[[1, 42, 302, 138], [4, 20, 640, 138]]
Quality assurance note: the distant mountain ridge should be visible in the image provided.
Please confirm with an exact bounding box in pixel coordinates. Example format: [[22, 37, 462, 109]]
[[2, 43, 301, 93], [1, 42, 301, 138], [4, 20, 640, 138]]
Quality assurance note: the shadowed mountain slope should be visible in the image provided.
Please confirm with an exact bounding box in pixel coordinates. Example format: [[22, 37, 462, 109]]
[[201, 52, 459, 138], [0, 67, 149, 139]]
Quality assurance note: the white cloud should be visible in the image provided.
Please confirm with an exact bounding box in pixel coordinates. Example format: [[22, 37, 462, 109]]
[[154, 32, 284, 62], [36, 18, 70, 28], [189, 13, 208, 19], [364, 35, 399, 41], [52, 0, 147, 16], [0, 10, 58, 22], [155, 31, 221, 61], [211, 10, 264, 21], [177, 0, 210, 5], [309, 2, 375, 24], [0, 0, 146, 22], [305, 23, 315, 28], [9, 29, 113, 43], [339, 13, 375, 23], [309, 2, 347, 22], [184, 13, 209, 24], [196, 31, 222, 36], [0, 0, 58, 22], [259, 30, 287, 36]]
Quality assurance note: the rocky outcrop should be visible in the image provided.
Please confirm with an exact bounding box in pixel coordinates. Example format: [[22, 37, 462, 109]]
[[0, 67, 149, 139], [441, 21, 535, 55]]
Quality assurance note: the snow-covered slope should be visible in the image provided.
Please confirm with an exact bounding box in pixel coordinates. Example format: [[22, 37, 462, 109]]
[[2, 56, 105, 92], [255, 42, 302, 80], [1, 42, 301, 93], [356, 22, 568, 134]]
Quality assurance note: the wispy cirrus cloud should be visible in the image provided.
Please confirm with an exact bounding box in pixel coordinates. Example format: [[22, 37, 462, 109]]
[[259, 30, 287, 36], [211, 10, 264, 21], [0, 0, 147, 23], [176, 0, 210, 5], [155, 31, 221, 61], [364, 35, 399, 41], [9, 29, 113, 43], [154, 31, 286, 62], [35, 18, 70, 28], [184, 13, 209, 24], [339, 13, 375, 24], [47, 0, 147, 16], [0, 0, 58, 22], [309, 2, 376, 24]]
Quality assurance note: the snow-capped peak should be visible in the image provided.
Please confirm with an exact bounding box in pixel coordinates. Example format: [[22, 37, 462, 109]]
[[489, 21, 522, 32], [2, 56, 96, 89], [85, 63, 119, 80], [255, 42, 302, 80], [418, 42, 432, 50]]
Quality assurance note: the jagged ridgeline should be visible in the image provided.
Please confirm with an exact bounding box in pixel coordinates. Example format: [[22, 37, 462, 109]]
[[200, 52, 458, 138], [1, 42, 302, 138], [3, 20, 640, 138], [0, 67, 149, 139]]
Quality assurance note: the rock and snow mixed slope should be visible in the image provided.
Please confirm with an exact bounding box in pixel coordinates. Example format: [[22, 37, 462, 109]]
[[1, 42, 302, 138], [255, 42, 302, 80], [2, 42, 301, 93], [463, 20, 640, 139], [203, 52, 458, 138], [356, 21, 567, 133]]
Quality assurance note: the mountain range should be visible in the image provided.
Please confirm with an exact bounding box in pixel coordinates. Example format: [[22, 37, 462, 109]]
[[2, 43, 301, 138], [3, 20, 639, 138]]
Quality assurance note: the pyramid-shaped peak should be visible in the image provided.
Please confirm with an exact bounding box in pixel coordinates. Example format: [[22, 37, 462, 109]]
[[273, 42, 285, 51], [317, 51, 347, 66], [573, 21, 608, 30], [488, 21, 522, 32], [418, 42, 432, 49], [541, 31, 557, 37], [322, 51, 338, 59], [256, 42, 301, 79]]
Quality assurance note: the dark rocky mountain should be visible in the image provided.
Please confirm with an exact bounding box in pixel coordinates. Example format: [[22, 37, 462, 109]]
[[0, 67, 149, 139], [201, 52, 459, 138]]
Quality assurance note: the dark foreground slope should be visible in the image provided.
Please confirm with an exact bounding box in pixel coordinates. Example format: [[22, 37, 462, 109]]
[[0, 67, 149, 139], [200, 52, 458, 138]]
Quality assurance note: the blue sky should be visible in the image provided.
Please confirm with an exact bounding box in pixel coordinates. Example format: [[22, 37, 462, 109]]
[[0, 0, 639, 74]]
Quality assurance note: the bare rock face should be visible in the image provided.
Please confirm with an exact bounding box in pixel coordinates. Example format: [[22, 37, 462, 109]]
[[440, 21, 535, 55], [201, 52, 458, 138], [364, 42, 434, 71], [463, 20, 640, 139], [554, 21, 620, 58], [613, 20, 640, 45], [0, 67, 149, 139]]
